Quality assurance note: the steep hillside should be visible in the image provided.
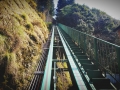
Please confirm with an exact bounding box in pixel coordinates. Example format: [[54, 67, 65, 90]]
[[0, 0, 48, 90]]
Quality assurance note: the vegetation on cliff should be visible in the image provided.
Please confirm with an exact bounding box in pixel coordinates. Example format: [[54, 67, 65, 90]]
[[0, 0, 49, 90], [37, 0, 54, 22]]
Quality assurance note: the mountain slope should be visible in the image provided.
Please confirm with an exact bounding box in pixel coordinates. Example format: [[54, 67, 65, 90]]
[[0, 0, 48, 90]]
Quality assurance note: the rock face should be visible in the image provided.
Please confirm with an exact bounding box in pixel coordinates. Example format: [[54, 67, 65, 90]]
[[0, 0, 48, 90]]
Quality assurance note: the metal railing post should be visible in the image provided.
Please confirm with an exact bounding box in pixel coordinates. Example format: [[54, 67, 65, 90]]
[[53, 62, 57, 90], [83, 34, 86, 52], [94, 38, 98, 63], [77, 31, 79, 45], [78, 32, 80, 47], [116, 47, 120, 74], [58, 23, 120, 85], [41, 26, 54, 90]]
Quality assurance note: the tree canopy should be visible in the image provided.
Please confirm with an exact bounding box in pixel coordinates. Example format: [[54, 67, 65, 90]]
[[57, 0, 74, 12], [56, 4, 120, 43], [37, 0, 54, 15], [57, 4, 120, 34]]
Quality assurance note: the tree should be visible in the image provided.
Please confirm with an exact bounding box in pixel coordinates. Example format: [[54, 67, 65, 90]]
[[37, 0, 54, 15], [67, 0, 74, 5], [57, 3, 120, 35], [57, 0, 74, 12], [49, 0, 54, 15]]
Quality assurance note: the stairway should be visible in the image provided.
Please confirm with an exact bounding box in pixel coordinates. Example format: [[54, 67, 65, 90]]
[[59, 27, 116, 90]]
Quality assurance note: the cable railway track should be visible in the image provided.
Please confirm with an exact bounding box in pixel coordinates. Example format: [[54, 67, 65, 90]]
[[27, 25, 119, 90], [57, 25, 118, 90]]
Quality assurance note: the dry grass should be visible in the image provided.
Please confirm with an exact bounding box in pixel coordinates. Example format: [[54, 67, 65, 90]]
[[31, 21, 40, 26], [0, 35, 6, 50], [38, 12, 46, 21], [0, 0, 49, 90], [10, 35, 21, 52], [28, 0, 37, 10], [13, 14, 23, 23], [0, 27, 12, 38], [56, 62, 73, 90]]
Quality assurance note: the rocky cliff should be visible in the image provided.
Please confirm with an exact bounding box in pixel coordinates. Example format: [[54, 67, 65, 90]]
[[0, 0, 48, 90]]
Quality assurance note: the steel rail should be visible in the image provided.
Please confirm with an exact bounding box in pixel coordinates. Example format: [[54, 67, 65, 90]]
[[58, 24, 116, 90], [40, 26, 55, 90], [57, 26, 88, 90]]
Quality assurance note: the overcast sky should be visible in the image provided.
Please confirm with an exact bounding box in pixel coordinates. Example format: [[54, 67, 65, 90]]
[[54, 0, 120, 20], [75, 0, 120, 20]]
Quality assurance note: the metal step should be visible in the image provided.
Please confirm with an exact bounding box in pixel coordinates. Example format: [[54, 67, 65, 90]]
[[86, 70, 104, 80], [81, 63, 98, 71], [77, 55, 88, 59], [79, 60, 92, 64], [74, 52, 85, 55], [71, 46, 81, 50], [92, 78, 115, 89]]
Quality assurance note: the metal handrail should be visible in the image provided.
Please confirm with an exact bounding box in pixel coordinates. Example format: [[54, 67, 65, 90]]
[[57, 26, 89, 90], [58, 23, 120, 84], [41, 25, 54, 90]]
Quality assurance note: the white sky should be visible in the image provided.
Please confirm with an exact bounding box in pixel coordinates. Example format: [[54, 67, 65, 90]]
[[54, 0, 58, 8], [54, 0, 120, 20], [75, 0, 120, 20]]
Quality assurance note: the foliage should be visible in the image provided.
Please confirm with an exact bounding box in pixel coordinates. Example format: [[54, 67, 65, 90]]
[[57, 4, 120, 42], [26, 0, 37, 10], [46, 22, 52, 30], [0, 0, 49, 89], [57, 0, 74, 12], [37, 0, 54, 15], [38, 12, 46, 21], [49, 0, 54, 15]]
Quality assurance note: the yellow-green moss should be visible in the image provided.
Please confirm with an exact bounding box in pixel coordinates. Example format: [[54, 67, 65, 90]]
[[0, 0, 49, 90], [0, 35, 6, 45], [20, 13, 28, 20], [13, 13, 23, 23], [25, 22, 33, 30]]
